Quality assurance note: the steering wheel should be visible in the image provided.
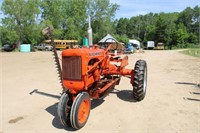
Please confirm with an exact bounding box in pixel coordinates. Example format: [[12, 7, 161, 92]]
[[104, 38, 119, 51]]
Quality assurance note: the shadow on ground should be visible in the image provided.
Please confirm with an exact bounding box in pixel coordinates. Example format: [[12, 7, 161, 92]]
[[183, 91, 200, 102], [111, 89, 137, 102], [175, 82, 200, 88], [30, 88, 137, 130], [45, 98, 105, 130], [175, 82, 200, 102], [45, 103, 77, 131], [183, 97, 200, 102], [29, 89, 60, 99]]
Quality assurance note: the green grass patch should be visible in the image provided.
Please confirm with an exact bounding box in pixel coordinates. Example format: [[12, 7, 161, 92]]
[[181, 48, 200, 58]]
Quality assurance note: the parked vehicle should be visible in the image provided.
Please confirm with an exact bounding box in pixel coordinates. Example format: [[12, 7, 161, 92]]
[[147, 41, 155, 50], [128, 39, 140, 49], [123, 43, 135, 54], [34, 43, 53, 51], [155, 42, 164, 50], [2, 44, 17, 52], [44, 40, 78, 50]]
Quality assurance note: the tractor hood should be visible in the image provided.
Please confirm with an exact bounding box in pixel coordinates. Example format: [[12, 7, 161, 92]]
[[62, 46, 105, 57]]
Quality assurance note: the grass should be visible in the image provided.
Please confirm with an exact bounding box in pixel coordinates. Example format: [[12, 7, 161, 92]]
[[180, 48, 200, 58]]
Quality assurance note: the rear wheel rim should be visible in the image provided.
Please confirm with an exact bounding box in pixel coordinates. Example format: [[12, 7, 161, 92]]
[[143, 66, 147, 93]]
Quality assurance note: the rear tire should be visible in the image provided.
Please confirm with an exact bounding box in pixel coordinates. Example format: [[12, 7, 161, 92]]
[[70, 92, 91, 129], [132, 60, 147, 101], [57, 91, 72, 127]]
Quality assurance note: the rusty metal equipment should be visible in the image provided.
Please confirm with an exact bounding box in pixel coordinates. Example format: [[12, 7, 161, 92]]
[[42, 26, 147, 130], [58, 45, 147, 129]]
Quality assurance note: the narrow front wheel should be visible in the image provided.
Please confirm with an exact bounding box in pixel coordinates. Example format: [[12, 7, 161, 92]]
[[70, 92, 91, 129], [57, 91, 72, 127]]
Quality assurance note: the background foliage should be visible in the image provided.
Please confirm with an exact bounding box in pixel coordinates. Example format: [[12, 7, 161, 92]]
[[0, 0, 199, 49]]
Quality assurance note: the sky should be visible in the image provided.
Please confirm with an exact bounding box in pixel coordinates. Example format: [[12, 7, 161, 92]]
[[0, 0, 199, 20], [110, 0, 200, 19], [0, 0, 4, 20]]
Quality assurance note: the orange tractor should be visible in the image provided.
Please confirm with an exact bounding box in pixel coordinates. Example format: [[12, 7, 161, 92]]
[[58, 44, 147, 129], [42, 26, 147, 130]]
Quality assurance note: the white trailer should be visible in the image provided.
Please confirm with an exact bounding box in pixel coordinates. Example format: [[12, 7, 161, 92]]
[[128, 39, 140, 49], [147, 41, 155, 49]]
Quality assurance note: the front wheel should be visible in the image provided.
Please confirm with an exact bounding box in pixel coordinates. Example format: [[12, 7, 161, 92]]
[[132, 60, 147, 101], [57, 91, 72, 127], [70, 92, 91, 129]]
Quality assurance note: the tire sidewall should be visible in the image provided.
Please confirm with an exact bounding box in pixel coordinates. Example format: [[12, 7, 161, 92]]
[[70, 92, 91, 129], [57, 91, 71, 127]]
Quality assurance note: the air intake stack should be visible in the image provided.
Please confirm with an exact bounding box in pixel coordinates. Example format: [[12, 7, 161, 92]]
[[88, 16, 93, 47]]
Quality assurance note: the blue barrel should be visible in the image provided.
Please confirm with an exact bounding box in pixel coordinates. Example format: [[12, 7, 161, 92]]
[[83, 38, 89, 48], [20, 44, 31, 52]]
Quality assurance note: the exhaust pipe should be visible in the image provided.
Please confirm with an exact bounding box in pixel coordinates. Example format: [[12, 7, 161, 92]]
[[88, 16, 93, 47]]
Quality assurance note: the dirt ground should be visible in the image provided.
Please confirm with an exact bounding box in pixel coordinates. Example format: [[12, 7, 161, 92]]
[[1, 49, 200, 133]]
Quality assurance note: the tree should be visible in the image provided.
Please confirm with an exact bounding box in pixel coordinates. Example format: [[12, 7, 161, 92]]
[[1, 0, 41, 45], [87, 0, 119, 43], [116, 18, 129, 35], [0, 25, 18, 45], [1, 1, 198, 48], [40, 0, 65, 39], [176, 6, 199, 46], [177, 7, 193, 32], [62, 0, 88, 41], [114, 34, 129, 44], [41, 0, 88, 42], [174, 23, 189, 48], [40, 0, 119, 43], [155, 13, 176, 44], [191, 6, 199, 44]]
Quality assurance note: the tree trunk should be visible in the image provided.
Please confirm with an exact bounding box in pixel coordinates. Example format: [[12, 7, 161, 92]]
[[18, 23, 21, 46]]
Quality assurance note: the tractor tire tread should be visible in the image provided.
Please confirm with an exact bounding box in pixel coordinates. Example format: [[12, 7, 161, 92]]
[[57, 91, 72, 127], [132, 60, 147, 101]]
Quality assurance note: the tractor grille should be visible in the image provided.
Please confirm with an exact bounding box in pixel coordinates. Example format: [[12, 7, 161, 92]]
[[62, 56, 82, 80]]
